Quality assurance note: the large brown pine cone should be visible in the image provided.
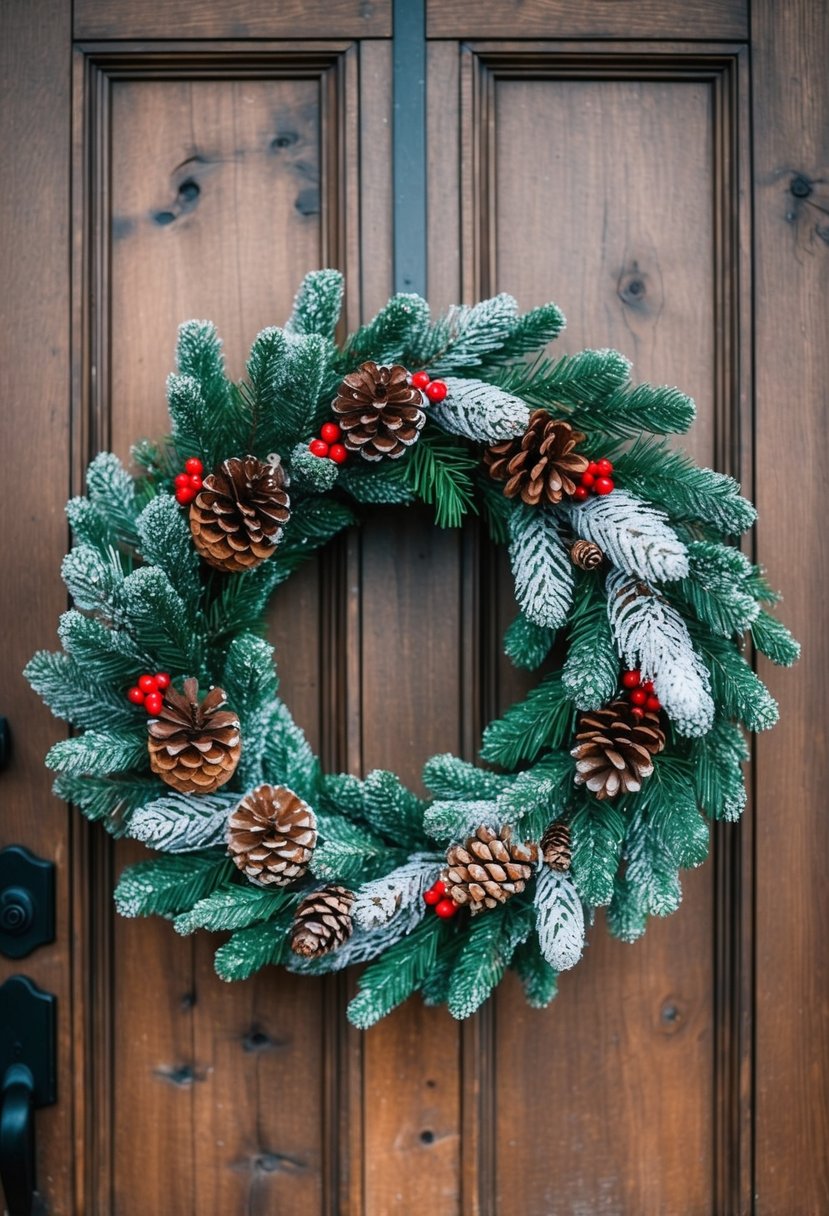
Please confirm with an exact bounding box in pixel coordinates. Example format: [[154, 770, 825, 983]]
[[227, 784, 317, 886], [443, 825, 538, 914], [541, 821, 572, 872], [147, 678, 241, 794], [571, 700, 665, 800], [290, 885, 355, 958], [332, 361, 426, 461], [189, 455, 291, 573], [484, 410, 588, 506]]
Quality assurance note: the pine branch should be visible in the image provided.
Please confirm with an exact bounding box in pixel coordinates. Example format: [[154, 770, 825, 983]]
[[495, 752, 574, 840], [311, 816, 400, 883], [606, 873, 648, 943], [561, 572, 619, 710], [352, 856, 440, 930], [343, 293, 431, 365], [429, 378, 529, 442], [261, 699, 321, 805], [423, 797, 503, 844], [644, 756, 710, 868], [509, 504, 574, 630], [85, 452, 141, 548], [568, 490, 689, 584], [126, 790, 237, 853], [494, 348, 631, 413], [25, 651, 140, 732], [286, 268, 344, 340], [346, 915, 444, 1028], [447, 899, 533, 1019], [214, 910, 295, 981], [422, 754, 512, 802], [339, 458, 416, 505], [535, 868, 585, 971], [691, 626, 779, 732], [176, 882, 294, 934], [624, 809, 681, 917], [691, 717, 748, 822], [136, 493, 202, 609], [504, 613, 554, 671], [569, 796, 626, 906], [53, 771, 159, 833], [114, 850, 232, 918], [481, 672, 574, 769], [363, 770, 426, 846], [46, 728, 149, 777], [511, 935, 559, 1008], [58, 610, 146, 683], [751, 610, 800, 666], [61, 545, 126, 614], [405, 429, 478, 528], [113, 566, 203, 675], [175, 321, 239, 464], [427, 294, 520, 374]]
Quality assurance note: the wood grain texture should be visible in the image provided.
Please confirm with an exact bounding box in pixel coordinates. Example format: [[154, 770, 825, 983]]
[[428, 0, 746, 40], [457, 47, 748, 1214], [752, 1, 829, 1210], [0, 3, 74, 1213], [75, 0, 390, 40]]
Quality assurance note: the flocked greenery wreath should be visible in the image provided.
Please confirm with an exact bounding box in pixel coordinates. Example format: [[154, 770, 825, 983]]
[[27, 270, 799, 1027]]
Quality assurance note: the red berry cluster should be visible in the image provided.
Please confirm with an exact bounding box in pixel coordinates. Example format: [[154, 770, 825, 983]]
[[127, 671, 171, 716], [422, 879, 458, 919], [573, 458, 615, 503], [174, 457, 204, 506], [620, 669, 661, 720], [411, 370, 448, 402], [308, 421, 348, 464]]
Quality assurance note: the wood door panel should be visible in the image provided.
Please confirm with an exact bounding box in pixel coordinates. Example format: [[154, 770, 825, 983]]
[[75, 1, 390, 41], [428, 0, 747, 41]]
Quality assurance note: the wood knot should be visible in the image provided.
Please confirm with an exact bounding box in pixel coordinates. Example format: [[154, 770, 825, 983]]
[[617, 266, 649, 308], [790, 174, 813, 199]]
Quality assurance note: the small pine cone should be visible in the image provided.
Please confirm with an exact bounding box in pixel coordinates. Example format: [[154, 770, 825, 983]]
[[484, 410, 588, 506], [571, 700, 665, 800], [227, 784, 317, 887], [147, 678, 241, 794], [189, 455, 291, 573], [290, 885, 355, 958], [443, 825, 538, 914], [541, 821, 572, 872], [332, 361, 426, 461], [570, 539, 604, 570]]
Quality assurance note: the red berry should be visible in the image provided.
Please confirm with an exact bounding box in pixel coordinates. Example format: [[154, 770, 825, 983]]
[[320, 422, 341, 444], [573, 485, 589, 502], [138, 674, 158, 694], [176, 486, 196, 505], [621, 670, 641, 689], [127, 686, 145, 705], [188, 473, 203, 489], [309, 439, 329, 458], [642, 680, 655, 695], [425, 379, 448, 403], [630, 707, 645, 720], [184, 457, 203, 476], [411, 371, 431, 390], [423, 888, 441, 906], [329, 443, 348, 465], [581, 472, 595, 489], [630, 689, 647, 707], [646, 695, 661, 712], [174, 472, 190, 489], [432, 880, 446, 897], [596, 458, 614, 476], [144, 692, 163, 716], [587, 462, 601, 477], [595, 476, 614, 495], [435, 898, 458, 919], [155, 672, 171, 690]]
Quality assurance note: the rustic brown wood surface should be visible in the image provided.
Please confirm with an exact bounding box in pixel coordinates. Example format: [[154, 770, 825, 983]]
[[0, 2, 826, 1213]]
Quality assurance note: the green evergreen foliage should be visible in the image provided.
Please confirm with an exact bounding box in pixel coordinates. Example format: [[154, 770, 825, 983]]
[[261, 700, 321, 804], [114, 566, 202, 674], [423, 797, 500, 843], [569, 796, 626, 906], [511, 935, 559, 1008], [344, 293, 431, 365], [693, 627, 779, 732], [46, 728, 149, 777], [61, 544, 125, 614], [363, 770, 425, 846], [311, 815, 397, 884], [175, 882, 294, 934], [624, 809, 682, 917], [288, 442, 340, 494], [114, 850, 232, 918], [347, 915, 444, 1028], [606, 873, 648, 944], [504, 613, 554, 671], [214, 910, 295, 981], [427, 294, 520, 374], [85, 453, 141, 547], [562, 573, 619, 710], [52, 771, 159, 830], [25, 651, 138, 732], [691, 718, 748, 821], [447, 899, 533, 1019], [58, 609, 144, 683], [477, 471, 513, 545], [175, 321, 238, 464], [404, 428, 477, 528], [614, 438, 756, 535], [751, 610, 801, 666], [645, 757, 710, 868], [318, 772, 366, 817], [422, 754, 511, 802], [481, 673, 574, 768], [136, 494, 202, 609], [339, 458, 416, 505], [496, 752, 574, 839], [286, 268, 344, 340]]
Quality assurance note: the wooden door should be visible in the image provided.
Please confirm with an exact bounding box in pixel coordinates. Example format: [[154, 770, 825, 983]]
[[1, 1, 826, 1212]]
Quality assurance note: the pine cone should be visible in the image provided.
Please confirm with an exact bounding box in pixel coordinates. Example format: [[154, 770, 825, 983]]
[[227, 784, 317, 886], [443, 825, 538, 914], [189, 455, 291, 573], [571, 700, 665, 800], [484, 410, 588, 506], [290, 885, 355, 958], [570, 539, 604, 570], [541, 821, 572, 872], [332, 361, 426, 461], [147, 678, 241, 794]]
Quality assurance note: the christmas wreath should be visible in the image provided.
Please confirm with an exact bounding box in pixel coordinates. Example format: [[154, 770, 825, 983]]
[[27, 270, 799, 1027]]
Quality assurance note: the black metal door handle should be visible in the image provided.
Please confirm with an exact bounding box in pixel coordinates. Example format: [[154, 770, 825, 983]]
[[0, 977, 56, 1216], [0, 1063, 35, 1216]]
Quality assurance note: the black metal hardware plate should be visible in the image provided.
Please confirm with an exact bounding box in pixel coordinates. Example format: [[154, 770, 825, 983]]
[[0, 976, 56, 1108], [0, 848, 54, 960]]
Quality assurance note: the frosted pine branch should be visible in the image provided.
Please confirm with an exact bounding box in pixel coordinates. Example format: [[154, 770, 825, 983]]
[[126, 791, 239, 853], [424, 798, 502, 844], [535, 868, 585, 972], [509, 505, 574, 630], [353, 855, 442, 930], [607, 570, 715, 736], [429, 377, 530, 442], [568, 490, 688, 583]]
